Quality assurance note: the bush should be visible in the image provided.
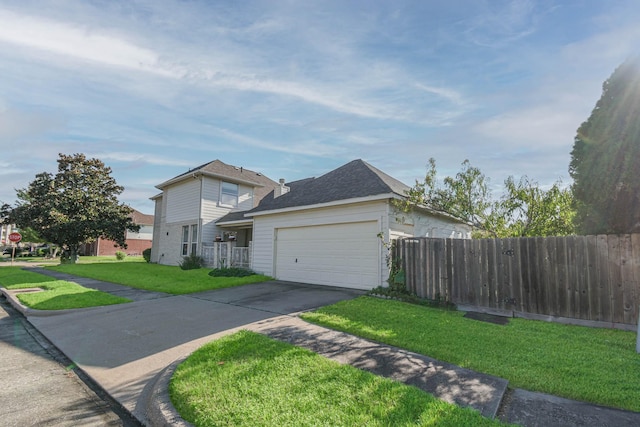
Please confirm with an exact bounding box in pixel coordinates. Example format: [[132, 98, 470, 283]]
[[115, 251, 126, 261], [208, 267, 256, 277], [180, 253, 205, 270], [142, 248, 152, 263]]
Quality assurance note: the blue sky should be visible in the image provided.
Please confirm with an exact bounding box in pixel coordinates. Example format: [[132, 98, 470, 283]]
[[1, 0, 638, 214]]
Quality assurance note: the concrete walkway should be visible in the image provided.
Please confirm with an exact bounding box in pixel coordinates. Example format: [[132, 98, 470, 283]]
[[3, 267, 640, 426]]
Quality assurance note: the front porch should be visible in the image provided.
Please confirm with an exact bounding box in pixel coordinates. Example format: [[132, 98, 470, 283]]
[[208, 211, 254, 269], [202, 241, 252, 269]]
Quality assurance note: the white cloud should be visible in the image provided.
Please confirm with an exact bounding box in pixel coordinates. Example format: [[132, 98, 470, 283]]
[[89, 152, 194, 167], [0, 106, 64, 142], [461, 0, 541, 48], [0, 8, 180, 77], [474, 106, 582, 149]]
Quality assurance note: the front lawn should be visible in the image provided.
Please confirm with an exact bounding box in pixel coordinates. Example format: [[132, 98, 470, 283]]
[[49, 262, 272, 294], [0, 267, 130, 310], [301, 296, 640, 413], [170, 330, 506, 427]]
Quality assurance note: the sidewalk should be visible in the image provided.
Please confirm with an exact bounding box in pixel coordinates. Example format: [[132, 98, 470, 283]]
[[3, 268, 640, 426], [0, 295, 138, 426]]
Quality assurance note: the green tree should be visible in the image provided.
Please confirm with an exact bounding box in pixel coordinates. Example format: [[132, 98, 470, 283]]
[[569, 57, 640, 234], [499, 176, 575, 237], [4, 153, 139, 263], [397, 158, 495, 236], [399, 159, 576, 238]]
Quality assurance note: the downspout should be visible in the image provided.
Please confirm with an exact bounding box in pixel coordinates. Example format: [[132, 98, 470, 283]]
[[198, 173, 203, 255]]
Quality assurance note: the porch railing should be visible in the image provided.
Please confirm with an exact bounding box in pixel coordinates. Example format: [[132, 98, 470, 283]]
[[202, 242, 251, 269]]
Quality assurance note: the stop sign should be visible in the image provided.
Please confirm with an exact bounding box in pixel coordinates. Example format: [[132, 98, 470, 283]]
[[8, 232, 22, 243]]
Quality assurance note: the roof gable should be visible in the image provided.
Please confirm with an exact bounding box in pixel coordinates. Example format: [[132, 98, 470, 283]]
[[157, 159, 279, 207], [249, 159, 410, 213], [129, 208, 154, 225]]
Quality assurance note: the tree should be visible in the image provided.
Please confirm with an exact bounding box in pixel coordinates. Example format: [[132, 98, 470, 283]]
[[399, 158, 576, 238], [397, 158, 495, 236], [498, 176, 575, 237], [4, 153, 139, 263], [569, 57, 640, 234]]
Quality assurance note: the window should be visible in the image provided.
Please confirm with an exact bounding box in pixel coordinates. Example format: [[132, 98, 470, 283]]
[[182, 224, 198, 256], [190, 224, 198, 255], [221, 182, 239, 207]]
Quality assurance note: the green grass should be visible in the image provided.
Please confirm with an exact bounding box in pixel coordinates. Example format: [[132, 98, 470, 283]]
[[74, 255, 146, 264], [301, 296, 640, 412], [0, 267, 130, 310], [0, 254, 145, 264], [170, 330, 506, 427], [48, 262, 272, 294]]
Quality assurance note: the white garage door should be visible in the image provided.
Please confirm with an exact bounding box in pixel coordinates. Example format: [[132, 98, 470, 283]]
[[275, 221, 380, 290]]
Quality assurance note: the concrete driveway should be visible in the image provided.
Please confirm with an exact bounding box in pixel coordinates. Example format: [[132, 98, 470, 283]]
[[23, 279, 365, 425]]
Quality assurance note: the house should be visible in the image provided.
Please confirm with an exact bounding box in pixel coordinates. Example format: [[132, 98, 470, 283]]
[[80, 209, 154, 256], [151, 159, 471, 290], [150, 160, 281, 267], [1, 224, 17, 246]]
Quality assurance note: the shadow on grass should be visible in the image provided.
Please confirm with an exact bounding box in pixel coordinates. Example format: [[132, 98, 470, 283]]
[[258, 323, 507, 419], [171, 331, 501, 426]]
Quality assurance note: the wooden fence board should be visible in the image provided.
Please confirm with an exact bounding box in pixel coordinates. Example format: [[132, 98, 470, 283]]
[[518, 238, 530, 313], [631, 234, 640, 325], [507, 238, 520, 312], [555, 236, 565, 317], [596, 235, 614, 322], [609, 235, 624, 324], [585, 236, 599, 321], [621, 234, 634, 324]]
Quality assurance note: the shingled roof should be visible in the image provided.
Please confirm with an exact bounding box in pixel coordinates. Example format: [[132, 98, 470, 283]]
[[156, 159, 279, 208], [129, 208, 154, 225], [248, 159, 410, 214]]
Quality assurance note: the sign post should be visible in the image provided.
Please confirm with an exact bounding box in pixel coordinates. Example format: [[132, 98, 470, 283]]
[[8, 232, 22, 265]]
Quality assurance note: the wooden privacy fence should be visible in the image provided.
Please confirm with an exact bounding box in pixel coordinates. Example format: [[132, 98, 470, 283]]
[[394, 235, 640, 328]]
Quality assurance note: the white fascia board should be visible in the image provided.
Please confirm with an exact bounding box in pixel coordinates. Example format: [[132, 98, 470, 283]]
[[248, 193, 396, 217], [216, 219, 254, 227]]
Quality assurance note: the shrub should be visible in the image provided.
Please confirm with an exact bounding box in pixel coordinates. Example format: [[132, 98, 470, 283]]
[[142, 248, 152, 263], [180, 253, 205, 270], [208, 267, 256, 277], [37, 247, 50, 257], [115, 251, 126, 261]]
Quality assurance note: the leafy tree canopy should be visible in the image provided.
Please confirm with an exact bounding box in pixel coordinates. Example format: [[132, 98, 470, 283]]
[[2, 153, 140, 262], [497, 176, 575, 237], [398, 158, 575, 238], [569, 57, 640, 234]]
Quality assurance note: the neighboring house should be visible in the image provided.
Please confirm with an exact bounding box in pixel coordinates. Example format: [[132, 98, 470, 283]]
[[80, 209, 154, 256], [151, 159, 471, 290], [1, 224, 16, 245]]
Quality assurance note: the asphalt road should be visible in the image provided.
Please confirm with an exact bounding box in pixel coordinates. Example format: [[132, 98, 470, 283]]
[[0, 295, 140, 427]]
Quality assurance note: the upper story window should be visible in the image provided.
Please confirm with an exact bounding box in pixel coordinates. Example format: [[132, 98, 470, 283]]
[[220, 182, 239, 207]]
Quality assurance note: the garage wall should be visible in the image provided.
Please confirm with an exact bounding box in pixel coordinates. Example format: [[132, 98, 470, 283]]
[[390, 209, 472, 239], [252, 200, 389, 289]]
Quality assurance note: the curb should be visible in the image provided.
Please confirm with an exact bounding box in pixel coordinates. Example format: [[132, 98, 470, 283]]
[[145, 358, 194, 427], [0, 287, 103, 317]]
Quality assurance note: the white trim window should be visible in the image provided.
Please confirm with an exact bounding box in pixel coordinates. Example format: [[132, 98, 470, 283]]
[[182, 224, 198, 256], [220, 182, 239, 207]]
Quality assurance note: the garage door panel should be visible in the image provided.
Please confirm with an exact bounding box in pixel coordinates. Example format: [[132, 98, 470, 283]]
[[275, 221, 380, 289]]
